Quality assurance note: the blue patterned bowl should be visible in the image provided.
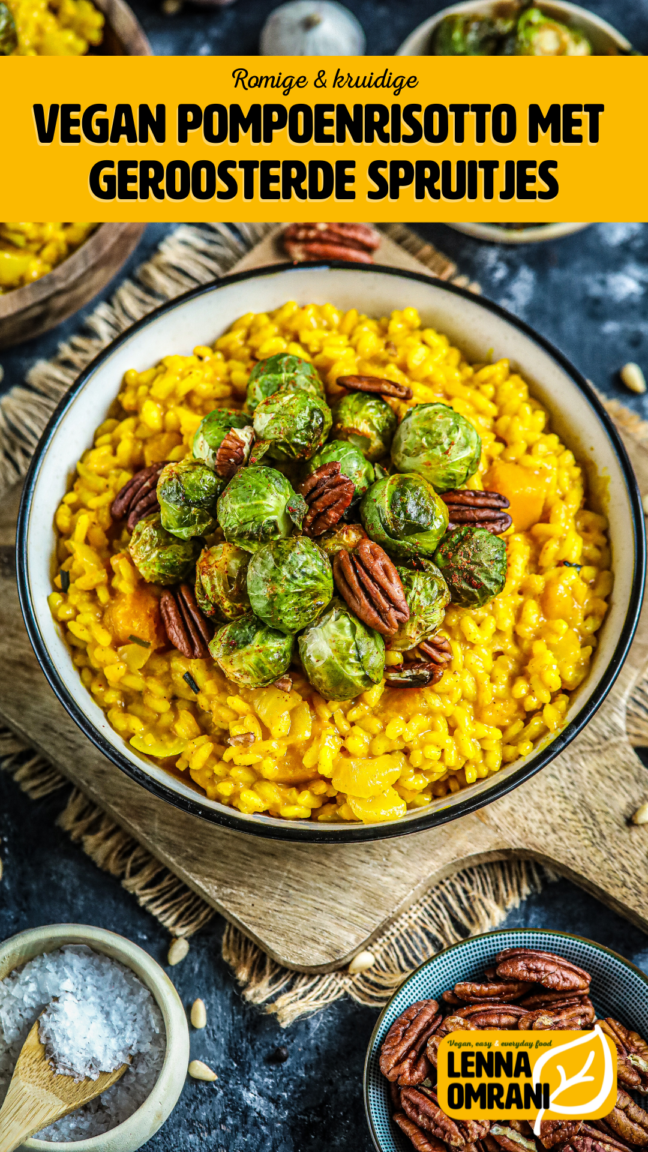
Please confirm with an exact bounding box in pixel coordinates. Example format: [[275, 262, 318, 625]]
[[364, 928, 648, 1152]]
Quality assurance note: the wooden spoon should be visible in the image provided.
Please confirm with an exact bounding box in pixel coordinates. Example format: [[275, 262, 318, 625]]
[[0, 1019, 128, 1152]]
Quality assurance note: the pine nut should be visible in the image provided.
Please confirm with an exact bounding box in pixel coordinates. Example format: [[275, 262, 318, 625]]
[[188, 1059, 217, 1081], [621, 362, 647, 395], [348, 950, 376, 974], [632, 803, 648, 825], [168, 937, 189, 966], [191, 998, 207, 1029]]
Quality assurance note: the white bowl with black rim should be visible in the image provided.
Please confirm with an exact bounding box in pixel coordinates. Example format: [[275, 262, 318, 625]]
[[364, 928, 648, 1152], [16, 262, 646, 843]]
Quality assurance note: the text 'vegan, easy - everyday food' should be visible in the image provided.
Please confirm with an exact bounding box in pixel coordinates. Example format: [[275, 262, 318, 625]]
[[48, 302, 611, 825]]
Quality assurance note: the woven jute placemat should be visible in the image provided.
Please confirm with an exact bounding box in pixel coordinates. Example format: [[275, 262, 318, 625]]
[[0, 223, 641, 1026]]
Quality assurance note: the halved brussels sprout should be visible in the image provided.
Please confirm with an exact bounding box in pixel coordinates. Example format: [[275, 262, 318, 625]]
[[192, 409, 254, 470], [218, 466, 303, 552], [391, 403, 481, 492], [433, 12, 515, 55], [248, 537, 333, 635], [129, 514, 199, 585], [434, 525, 507, 607], [302, 440, 377, 508], [317, 522, 367, 558], [246, 353, 324, 415], [209, 613, 294, 688], [511, 7, 591, 55], [253, 389, 332, 463], [360, 473, 449, 561], [391, 564, 450, 651], [195, 542, 250, 621], [157, 458, 222, 540], [298, 598, 385, 701], [331, 392, 397, 462]]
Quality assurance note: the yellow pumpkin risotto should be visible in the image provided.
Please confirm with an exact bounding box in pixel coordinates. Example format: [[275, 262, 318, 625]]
[[48, 302, 612, 824], [0, 223, 96, 294]]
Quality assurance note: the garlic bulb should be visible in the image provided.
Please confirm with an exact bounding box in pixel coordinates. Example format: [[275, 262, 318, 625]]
[[260, 0, 366, 56]]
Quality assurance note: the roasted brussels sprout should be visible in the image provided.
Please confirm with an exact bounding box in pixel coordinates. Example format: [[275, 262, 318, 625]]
[[433, 11, 515, 55], [391, 564, 450, 651], [434, 525, 507, 607], [246, 353, 324, 415], [302, 440, 377, 508], [0, 2, 17, 53], [195, 542, 250, 621], [252, 388, 332, 463], [218, 466, 304, 552], [192, 409, 254, 471], [391, 403, 481, 492], [360, 473, 449, 561], [129, 514, 199, 585], [317, 522, 367, 558], [510, 7, 591, 55], [157, 458, 222, 540], [209, 613, 294, 688], [331, 392, 397, 462], [248, 537, 333, 634], [298, 598, 385, 701]]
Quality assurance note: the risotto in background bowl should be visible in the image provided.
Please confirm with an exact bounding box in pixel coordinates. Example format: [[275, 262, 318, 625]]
[[16, 263, 645, 842]]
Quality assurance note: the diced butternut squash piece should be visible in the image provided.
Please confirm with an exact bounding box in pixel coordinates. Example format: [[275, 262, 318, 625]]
[[105, 586, 164, 648], [144, 431, 183, 466], [332, 752, 405, 799], [346, 787, 407, 823], [484, 461, 548, 532]]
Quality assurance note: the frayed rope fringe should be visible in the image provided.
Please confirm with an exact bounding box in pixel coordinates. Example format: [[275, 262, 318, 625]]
[[0, 222, 276, 498], [1, 727, 549, 1025]]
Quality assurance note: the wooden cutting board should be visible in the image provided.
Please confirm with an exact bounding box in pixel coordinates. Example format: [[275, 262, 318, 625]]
[[2, 231, 648, 973]]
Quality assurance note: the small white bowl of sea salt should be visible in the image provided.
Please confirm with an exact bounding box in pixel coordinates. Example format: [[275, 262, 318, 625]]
[[0, 925, 190, 1152]]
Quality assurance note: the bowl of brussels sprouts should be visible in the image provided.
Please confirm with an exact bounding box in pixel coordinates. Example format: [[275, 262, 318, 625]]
[[17, 262, 644, 842], [397, 0, 633, 59]]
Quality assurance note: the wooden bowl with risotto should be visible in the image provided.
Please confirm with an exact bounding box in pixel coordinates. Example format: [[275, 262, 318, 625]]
[[16, 263, 646, 842], [0, 222, 147, 350]]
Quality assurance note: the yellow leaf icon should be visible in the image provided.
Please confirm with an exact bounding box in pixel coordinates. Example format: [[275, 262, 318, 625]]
[[532, 1025, 617, 1135]]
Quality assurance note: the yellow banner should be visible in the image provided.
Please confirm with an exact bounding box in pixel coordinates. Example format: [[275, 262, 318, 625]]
[[436, 1030, 617, 1122], [0, 56, 645, 221]]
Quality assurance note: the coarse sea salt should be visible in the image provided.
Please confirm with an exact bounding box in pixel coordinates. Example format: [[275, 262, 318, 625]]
[[0, 944, 165, 1141]]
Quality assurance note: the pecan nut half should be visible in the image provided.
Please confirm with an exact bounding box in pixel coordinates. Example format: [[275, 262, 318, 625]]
[[442, 489, 512, 536], [298, 462, 354, 536], [418, 635, 452, 667], [600, 1019, 648, 1093], [495, 948, 591, 993], [401, 1087, 490, 1147], [337, 373, 413, 401], [384, 661, 444, 690], [453, 980, 534, 1003], [215, 427, 254, 480], [333, 538, 409, 636], [451, 1004, 529, 1029], [379, 999, 442, 1086], [517, 997, 595, 1030], [393, 1113, 448, 1152], [519, 990, 590, 1009], [565, 1125, 634, 1152], [160, 583, 213, 659], [111, 462, 165, 531], [604, 1091, 648, 1146], [538, 1122, 583, 1149], [283, 221, 381, 252]]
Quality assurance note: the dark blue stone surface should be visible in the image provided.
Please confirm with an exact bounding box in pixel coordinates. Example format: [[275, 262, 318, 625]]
[[2, 3, 648, 1146]]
